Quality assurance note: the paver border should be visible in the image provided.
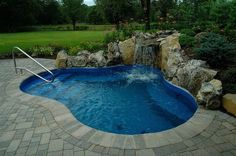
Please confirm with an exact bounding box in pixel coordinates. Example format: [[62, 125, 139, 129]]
[[5, 69, 215, 150]]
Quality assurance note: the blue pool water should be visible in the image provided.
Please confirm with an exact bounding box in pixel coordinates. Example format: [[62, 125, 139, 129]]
[[20, 65, 197, 134]]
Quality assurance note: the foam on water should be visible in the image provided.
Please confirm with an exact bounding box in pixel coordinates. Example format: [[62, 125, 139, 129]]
[[125, 68, 159, 84]]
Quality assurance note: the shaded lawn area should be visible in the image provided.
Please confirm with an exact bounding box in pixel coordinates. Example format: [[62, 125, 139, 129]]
[[0, 31, 107, 55]]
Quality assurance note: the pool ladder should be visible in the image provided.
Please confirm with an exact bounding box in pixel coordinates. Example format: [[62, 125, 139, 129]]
[[12, 47, 55, 83]]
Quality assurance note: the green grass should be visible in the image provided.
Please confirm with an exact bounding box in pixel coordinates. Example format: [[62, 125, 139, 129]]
[[0, 31, 107, 55]]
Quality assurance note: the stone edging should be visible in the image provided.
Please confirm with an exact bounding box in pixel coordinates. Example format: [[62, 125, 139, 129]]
[[5, 72, 215, 150]]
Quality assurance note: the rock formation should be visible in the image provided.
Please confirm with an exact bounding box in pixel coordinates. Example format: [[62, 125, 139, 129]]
[[197, 79, 222, 109], [55, 50, 68, 68], [107, 42, 122, 66], [87, 50, 106, 67], [119, 37, 135, 64], [55, 30, 222, 109], [67, 51, 90, 67]]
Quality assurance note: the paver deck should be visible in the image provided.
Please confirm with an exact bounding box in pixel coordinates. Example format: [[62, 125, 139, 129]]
[[0, 58, 236, 156]]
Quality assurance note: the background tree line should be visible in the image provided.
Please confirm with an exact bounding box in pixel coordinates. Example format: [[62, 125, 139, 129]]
[[0, 0, 236, 32]]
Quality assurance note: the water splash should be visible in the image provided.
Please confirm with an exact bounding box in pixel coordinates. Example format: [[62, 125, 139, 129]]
[[125, 68, 159, 84]]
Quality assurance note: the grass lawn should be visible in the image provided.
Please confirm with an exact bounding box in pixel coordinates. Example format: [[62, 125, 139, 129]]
[[0, 31, 107, 55]]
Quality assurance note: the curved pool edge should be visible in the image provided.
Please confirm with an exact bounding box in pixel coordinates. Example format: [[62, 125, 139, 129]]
[[5, 67, 215, 150]]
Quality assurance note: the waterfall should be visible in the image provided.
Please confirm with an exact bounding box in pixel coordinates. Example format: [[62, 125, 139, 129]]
[[133, 44, 158, 67]]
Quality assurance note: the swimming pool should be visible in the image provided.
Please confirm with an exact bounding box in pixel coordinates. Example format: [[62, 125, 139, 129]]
[[20, 65, 197, 135]]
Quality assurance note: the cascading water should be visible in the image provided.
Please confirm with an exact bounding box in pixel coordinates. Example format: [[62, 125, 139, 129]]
[[134, 45, 157, 67], [133, 32, 161, 67]]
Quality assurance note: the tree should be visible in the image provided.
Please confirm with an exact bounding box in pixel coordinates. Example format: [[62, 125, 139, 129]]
[[87, 6, 105, 24], [140, 0, 151, 30], [0, 0, 40, 32], [96, 0, 135, 29], [38, 0, 64, 25], [63, 0, 84, 30], [156, 0, 175, 20]]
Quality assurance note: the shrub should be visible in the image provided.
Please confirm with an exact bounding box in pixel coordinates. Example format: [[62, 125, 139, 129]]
[[179, 34, 196, 48], [180, 29, 196, 36], [223, 29, 236, 43], [220, 68, 236, 83], [75, 26, 89, 31], [157, 22, 173, 30], [104, 31, 124, 44], [192, 21, 220, 34], [48, 44, 66, 52], [223, 83, 236, 94], [68, 46, 81, 56], [194, 32, 236, 68], [29, 46, 54, 57], [79, 42, 104, 52]]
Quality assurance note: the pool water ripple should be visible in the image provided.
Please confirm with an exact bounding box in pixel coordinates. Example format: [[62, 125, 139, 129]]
[[20, 65, 197, 134]]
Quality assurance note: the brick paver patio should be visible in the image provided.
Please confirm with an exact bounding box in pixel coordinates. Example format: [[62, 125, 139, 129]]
[[0, 59, 236, 156]]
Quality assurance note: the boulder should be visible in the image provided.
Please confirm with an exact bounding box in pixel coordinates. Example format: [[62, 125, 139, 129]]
[[77, 50, 89, 56], [119, 37, 135, 64], [107, 42, 122, 66], [159, 33, 181, 70], [163, 48, 184, 78], [172, 60, 217, 96], [196, 79, 222, 109], [67, 51, 90, 67], [88, 50, 106, 67], [223, 94, 236, 116], [55, 50, 68, 68]]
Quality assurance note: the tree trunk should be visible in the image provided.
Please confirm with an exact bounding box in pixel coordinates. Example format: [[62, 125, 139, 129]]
[[115, 21, 120, 30], [141, 0, 151, 30], [72, 19, 76, 31]]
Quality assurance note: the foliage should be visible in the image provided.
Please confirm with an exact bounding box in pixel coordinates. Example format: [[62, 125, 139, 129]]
[[103, 30, 133, 44], [192, 21, 220, 34], [228, 0, 236, 29], [68, 42, 105, 55], [223, 84, 236, 94], [210, 1, 231, 28], [37, 0, 65, 25], [87, 6, 105, 24], [95, 0, 136, 29], [62, 0, 84, 30], [180, 29, 196, 36], [179, 34, 196, 48], [103, 22, 136, 43], [68, 46, 81, 55], [219, 68, 236, 93], [140, 0, 151, 30], [103, 31, 121, 44], [28, 46, 54, 56], [79, 42, 105, 52], [156, 0, 175, 20], [223, 29, 236, 43], [194, 32, 236, 68], [75, 26, 89, 31], [0, 0, 40, 32], [220, 68, 236, 84]]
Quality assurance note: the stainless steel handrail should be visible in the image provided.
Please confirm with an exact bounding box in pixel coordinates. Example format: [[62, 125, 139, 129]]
[[12, 47, 55, 83]]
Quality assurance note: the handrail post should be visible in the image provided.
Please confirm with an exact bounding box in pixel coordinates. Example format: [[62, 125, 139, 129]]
[[12, 47, 55, 83], [12, 49, 18, 74]]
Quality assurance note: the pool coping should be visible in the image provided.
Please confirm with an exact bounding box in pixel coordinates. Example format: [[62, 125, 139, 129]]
[[5, 70, 215, 150]]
